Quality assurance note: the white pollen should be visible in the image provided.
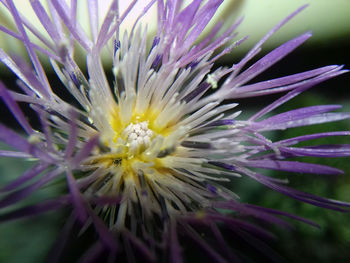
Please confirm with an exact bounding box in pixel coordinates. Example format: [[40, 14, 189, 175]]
[[123, 121, 154, 153], [137, 137, 143, 145], [140, 122, 148, 129], [129, 133, 138, 141]]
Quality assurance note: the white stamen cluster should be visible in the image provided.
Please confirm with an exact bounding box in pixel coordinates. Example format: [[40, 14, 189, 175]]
[[122, 121, 154, 154]]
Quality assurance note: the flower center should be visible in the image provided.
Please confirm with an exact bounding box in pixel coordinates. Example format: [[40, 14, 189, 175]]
[[122, 121, 154, 155]]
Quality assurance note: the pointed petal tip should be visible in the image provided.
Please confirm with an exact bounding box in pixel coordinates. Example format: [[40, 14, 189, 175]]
[[304, 30, 313, 37], [295, 4, 310, 14]]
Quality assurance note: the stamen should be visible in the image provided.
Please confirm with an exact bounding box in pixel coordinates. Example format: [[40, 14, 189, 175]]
[[122, 121, 154, 154]]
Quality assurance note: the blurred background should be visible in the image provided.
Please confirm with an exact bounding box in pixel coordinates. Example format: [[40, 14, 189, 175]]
[[0, 0, 350, 262]]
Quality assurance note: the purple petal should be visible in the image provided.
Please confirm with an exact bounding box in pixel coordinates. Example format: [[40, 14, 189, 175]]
[[206, 119, 235, 127], [123, 230, 156, 262], [182, 0, 223, 48], [50, 0, 92, 51], [0, 168, 62, 209], [130, 0, 157, 37], [36, 107, 55, 152], [0, 25, 60, 60], [66, 170, 87, 222], [280, 145, 350, 158], [64, 111, 78, 158], [278, 131, 350, 145], [0, 81, 33, 134], [0, 196, 68, 222], [103, 0, 139, 48], [253, 105, 344, 131], [249, 66, 347, 121], [0, 0, 56, 51], [71, 135, 99, 167], [183, 82, 210, 102], [0, 150, 31, 158], [240, 168, 350, 211], [5, 0, 52, 94], [0, 49, 50, 98], [243, 204, 319, 228], [1, 162, 49, 192], [206, 213, 276, 241], [231, 32, 312, 88], [234, 4, 309, 75], [70, 0, 77, 30], [96, 0, 119, 49], [172, 0, 202, 44], [235, 65, 341, 95], [87, 0, 99, 42], [30, 0, 61, 43], [87, 195, 121, 206], [0, 123, 54, 162], [208, 222, 240, 262], [211, 203, 292, 230], [47, 213, 79, 263], [86, 206, 117, 252], [169, 222, 182, 263]]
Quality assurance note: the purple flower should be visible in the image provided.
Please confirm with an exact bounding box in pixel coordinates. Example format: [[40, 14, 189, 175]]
[[0, 1, 349, 262]]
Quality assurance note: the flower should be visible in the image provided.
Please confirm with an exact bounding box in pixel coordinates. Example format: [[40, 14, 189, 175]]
[[0, 0, 349, 262]]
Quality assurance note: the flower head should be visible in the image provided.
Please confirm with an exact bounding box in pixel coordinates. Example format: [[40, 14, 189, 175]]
[[0, 0, 349, 262]]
